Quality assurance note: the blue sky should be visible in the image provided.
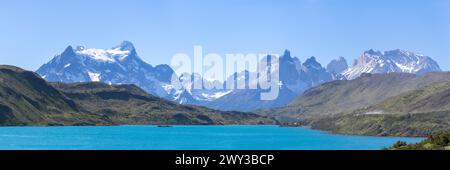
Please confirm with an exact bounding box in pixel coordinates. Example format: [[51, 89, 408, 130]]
[[0, 0, 449, 71]]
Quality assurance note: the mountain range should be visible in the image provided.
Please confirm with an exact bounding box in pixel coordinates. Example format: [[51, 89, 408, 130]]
[[3, 41, 449, 137], [36, 41, 442, 112], [0, 65, 275, 126]]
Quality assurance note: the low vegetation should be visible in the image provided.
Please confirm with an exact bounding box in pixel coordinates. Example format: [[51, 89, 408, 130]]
[[386, 132, 450, 150]]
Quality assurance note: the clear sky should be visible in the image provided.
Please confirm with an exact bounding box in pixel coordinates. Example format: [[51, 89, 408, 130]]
[[0, 0, 449, 71]]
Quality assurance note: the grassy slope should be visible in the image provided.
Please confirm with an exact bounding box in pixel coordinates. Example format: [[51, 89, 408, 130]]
[[306, 81, 450, 137]]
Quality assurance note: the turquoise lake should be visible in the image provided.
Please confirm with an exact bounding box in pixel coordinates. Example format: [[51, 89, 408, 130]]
[[0, 125, 423, 150]]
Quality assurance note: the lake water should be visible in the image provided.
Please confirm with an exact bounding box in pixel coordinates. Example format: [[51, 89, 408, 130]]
[[0, 125, 423, 150]]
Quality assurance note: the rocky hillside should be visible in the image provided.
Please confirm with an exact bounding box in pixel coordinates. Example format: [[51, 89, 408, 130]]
[[368, 81, 450, 114], [263, 72, 450, 137]]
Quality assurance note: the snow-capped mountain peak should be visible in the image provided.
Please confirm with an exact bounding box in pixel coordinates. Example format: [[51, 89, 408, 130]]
[[37, 41, 177, 99], [73, 42, 135, 63], [343, 49, 441, 79]]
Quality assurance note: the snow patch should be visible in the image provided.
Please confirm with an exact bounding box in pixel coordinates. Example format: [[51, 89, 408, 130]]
[[75, 47, 130, 62], [201, 90, 232, 100], [87, 72, 101, 82], [394, 62, 414, 73], [364, 111, 384, 115]]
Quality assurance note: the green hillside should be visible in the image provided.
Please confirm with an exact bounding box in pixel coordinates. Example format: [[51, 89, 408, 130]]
[[307, 81, 450, 137]]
